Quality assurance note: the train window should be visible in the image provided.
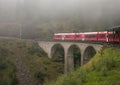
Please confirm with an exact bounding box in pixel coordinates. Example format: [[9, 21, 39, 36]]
[[87, 35, 90, 38], [99, 34, 105, 38], [92, 35, 96, 38], [56, 35, 61, 38], [115, 32, 119, 37], [66, 35, 70, 38], [76, 35, 80, 38], [87, 34, 96, 38], [108, 34, 114, 38]]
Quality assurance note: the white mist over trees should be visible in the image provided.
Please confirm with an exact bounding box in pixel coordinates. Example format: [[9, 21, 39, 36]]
[[0, 0, 120, 39]]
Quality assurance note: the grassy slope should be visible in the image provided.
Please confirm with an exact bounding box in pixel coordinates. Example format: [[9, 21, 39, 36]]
[[0, 37, 63, 85], [0, 37, 18, 85], [47, 47, 120, 85]]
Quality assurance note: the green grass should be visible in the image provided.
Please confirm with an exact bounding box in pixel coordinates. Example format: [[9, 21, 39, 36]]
[[22, 41, 63, 84], [0, 37, 63, 85], [0, 46, 18, 85], [46, 47, 120, 85]]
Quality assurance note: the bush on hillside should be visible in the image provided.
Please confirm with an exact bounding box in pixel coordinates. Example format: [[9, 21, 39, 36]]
[[28, 44, 47, 57], [34, 71, 46, 84]]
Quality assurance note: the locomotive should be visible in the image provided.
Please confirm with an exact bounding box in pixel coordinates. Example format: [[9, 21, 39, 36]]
[[53, 26, 120, 43]]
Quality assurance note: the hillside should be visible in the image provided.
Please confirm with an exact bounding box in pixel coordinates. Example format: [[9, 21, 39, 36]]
[[47, 47, 120, 85], [0, 37, 63, 85]]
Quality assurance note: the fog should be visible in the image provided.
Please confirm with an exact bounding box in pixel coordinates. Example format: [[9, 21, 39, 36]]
[[0, 0, 120, 21], [0, 0, 120, 39]]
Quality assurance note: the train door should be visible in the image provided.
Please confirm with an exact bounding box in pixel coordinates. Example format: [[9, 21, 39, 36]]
[[106, 32, 108, 42], [82, 34, 84, 41], [62, 35, 65, 40]]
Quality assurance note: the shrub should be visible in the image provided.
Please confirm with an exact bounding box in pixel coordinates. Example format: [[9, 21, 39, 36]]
[[0, 61, 7, 70], [34, 71, 46, 84], [94, 52, 116, 76], [0, 47, 18, 85], [0, 48, 9, 56], [28, 46, 47, 57], [11, 76, 19, 85]]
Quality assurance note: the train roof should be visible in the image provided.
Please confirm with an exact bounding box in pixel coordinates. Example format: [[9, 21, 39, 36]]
[[82, 32, 98, 34], [54, 32, 98, 35], [54, 33, 75, 35]]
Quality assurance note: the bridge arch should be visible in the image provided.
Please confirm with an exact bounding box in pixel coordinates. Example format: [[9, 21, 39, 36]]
[[83, 46, 96, 64], [51, 43, 65, 62], [51, 43, 65, 73], [67, 44, 81, 72]]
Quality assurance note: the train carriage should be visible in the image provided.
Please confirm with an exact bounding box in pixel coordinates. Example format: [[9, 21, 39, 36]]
[[53, 33, 76, 41], [75, 33, 84, 41], [83, 32, 98, 41], [53, 26, 120, 44], [107, 26, 120, 43], [97, 31, 107, 42], [53, 33, 62, 40]]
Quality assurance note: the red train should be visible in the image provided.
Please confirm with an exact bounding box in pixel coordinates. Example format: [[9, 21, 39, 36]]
[[53, 27, 120, 43]]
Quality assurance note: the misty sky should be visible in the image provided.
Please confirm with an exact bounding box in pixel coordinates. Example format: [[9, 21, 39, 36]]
[[0, 0, 120, 38], [0, 0, 120, 22]]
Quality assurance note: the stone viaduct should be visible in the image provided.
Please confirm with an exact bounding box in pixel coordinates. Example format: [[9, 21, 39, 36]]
[[38, 41, 103, 73]]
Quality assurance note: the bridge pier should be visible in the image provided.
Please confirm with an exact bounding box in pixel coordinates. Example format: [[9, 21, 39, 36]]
[[64, 50, 68, 73], [81, 50, 84, 66]]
